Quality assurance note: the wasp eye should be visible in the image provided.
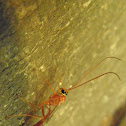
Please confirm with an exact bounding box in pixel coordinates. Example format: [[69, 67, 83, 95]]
[[61, 89, 65, 94], [61, 89, 67, 95]]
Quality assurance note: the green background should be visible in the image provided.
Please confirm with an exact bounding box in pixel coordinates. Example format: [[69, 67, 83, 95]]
[[0, 0, 126, 126]]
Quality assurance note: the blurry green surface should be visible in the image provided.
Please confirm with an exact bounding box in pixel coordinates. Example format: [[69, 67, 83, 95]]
[[0, 0, 126, 126]]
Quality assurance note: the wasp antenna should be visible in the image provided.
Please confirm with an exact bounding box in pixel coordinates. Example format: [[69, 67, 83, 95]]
[[71, 57, 122, 88], [68, 72, 120, 91]]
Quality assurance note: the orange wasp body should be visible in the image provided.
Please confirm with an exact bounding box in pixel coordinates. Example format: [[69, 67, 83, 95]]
[[6, 57, 121, 126]]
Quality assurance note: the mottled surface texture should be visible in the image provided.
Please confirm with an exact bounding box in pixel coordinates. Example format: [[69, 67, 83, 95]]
[[0, 0, 126, 126]]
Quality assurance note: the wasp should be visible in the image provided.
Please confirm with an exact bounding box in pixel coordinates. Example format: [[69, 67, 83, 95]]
[[6, 57, 121, 126]]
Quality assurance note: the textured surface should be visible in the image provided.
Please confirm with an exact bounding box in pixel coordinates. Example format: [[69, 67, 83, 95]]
[[0, 0, 126, 126]]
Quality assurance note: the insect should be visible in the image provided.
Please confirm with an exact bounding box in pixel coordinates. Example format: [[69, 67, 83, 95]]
[[6, 57, 121, 126]]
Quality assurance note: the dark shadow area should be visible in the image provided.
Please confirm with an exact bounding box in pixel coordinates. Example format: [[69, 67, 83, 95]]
[[0, 1, 17, 42], [110, 103, 126, 126]]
